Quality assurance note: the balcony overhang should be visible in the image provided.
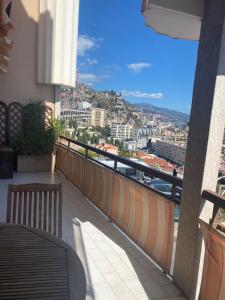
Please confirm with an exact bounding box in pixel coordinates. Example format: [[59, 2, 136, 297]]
[[142, 0, 205, 41]]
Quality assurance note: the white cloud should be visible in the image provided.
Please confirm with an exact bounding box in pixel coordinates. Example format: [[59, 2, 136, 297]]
[[78, 35, 101, 56], [79, 58, 98, 68], [86, 58, 98, 65], [79, 62, 87, 67], [104, 64, 121, 72], [127, 62, 152, 73], [121, 90, 163, 99], [78, 73, 100, 83], [78, 72, 111, 85]]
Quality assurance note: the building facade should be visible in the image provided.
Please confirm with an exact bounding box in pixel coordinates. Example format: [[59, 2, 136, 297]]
[[111, 123, 133, 140], [124, 138, 147, 151], [91, 108, 106, 128], [155, 140, 186, 165], [60, 109, 91, 128], [77, 101, 92, 110]]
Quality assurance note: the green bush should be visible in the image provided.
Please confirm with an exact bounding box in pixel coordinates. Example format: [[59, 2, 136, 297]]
[[221, 209, 225, 222], [14, 100, 65, 155]]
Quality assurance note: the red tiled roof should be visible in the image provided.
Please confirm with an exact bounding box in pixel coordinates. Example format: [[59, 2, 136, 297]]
[[96, 144, 118, 151]]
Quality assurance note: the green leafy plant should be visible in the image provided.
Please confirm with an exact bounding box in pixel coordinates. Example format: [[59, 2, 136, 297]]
[[14, 100, 65, 156], [220, 209, 225, 222]]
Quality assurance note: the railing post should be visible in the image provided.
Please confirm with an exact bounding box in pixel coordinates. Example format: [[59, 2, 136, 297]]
[[65, 140, 70, 179], [85, 148, 88, 158], [172, 168, 177, 201], [171, 184, 176, 201], [210, 205, 220, 228], [114, 159, 117, 172]]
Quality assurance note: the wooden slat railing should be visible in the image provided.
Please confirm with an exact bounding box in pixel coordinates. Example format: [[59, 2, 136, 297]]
[[59, 136, 182, 202], [199, 190, 225, 300], [56, 136, 225, 293], [56, 137, 180, 273], [198, 220, 225, 300]]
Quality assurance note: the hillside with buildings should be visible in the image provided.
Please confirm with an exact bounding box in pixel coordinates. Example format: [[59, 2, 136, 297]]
[[60, 83, 190, 175], [60, 83, 189, 126], [61, 83, 135, 126]]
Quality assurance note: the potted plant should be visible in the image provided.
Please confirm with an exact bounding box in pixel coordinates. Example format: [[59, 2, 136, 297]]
[[14, 100, 65, 173]]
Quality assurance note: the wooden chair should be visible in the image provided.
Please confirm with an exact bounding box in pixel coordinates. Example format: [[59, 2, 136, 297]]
[[6, 183, 62, 238]]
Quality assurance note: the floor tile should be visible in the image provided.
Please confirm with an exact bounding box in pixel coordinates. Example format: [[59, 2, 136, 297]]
[[105, 272, 137, 300]]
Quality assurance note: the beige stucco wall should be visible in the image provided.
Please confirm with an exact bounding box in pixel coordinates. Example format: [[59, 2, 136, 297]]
[[0, 0, 55, 106]]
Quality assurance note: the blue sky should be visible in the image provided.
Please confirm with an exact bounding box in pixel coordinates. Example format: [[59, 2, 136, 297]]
[[77, 0, 198, 114]]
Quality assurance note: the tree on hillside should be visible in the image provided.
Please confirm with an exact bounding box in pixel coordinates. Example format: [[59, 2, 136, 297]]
[[101, 125, 111, 138], [68, 119, 77, 129], [77, 132, 91, 144], [91, 135, 99, 145], [114, 139, 123, 151], [107, 137, 114, 144], [93, 125, 111, 139]]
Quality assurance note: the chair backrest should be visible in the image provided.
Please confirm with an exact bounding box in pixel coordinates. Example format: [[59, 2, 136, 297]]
[[7, 183, 62, 238]]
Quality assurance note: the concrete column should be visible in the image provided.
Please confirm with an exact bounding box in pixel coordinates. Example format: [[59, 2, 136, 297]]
[[173, 0, 225, 298]]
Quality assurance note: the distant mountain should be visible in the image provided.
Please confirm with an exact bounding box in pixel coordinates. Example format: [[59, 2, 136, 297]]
[[134, 103, 189, 124]]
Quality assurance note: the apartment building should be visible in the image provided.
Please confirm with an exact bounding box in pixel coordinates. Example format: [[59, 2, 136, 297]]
[[60, 109, 91, 128], [77, 101, 91, 110], [111, 123, 133, 140], [155, 140, 186, 165], [132, 127, 152, 140], [124, 138, 147, 151], [90, 108, 106, 127]]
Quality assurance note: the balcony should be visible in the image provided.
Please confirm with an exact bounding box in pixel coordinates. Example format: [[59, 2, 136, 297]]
[[0, 159, 185, 299], [1, 133, 225, 299], [56, 137, 225, 300], [1, 1, 225, 298]]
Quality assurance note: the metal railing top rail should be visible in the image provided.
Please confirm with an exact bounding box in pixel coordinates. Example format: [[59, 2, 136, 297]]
[[59, 136, 183, 188], [202, 189, 225, 228], [202, 189, 225, 210]]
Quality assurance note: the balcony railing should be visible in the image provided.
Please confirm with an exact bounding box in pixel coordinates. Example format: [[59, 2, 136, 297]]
[[199, 190, 225, 300], [56, 136, 225, 298], [59, 136, 183, 202], [202, 189, 225, 229], [56, 136, 183, 275]]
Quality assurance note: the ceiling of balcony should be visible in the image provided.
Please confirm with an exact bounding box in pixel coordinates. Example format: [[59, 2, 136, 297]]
[[142, 0, 205, 41]]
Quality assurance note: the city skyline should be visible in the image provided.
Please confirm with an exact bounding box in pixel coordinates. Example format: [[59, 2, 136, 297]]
[[77, 0, 198, 114]]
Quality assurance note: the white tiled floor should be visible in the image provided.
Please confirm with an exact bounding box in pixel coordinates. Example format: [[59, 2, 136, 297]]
[[0, 172, 186, 300]]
